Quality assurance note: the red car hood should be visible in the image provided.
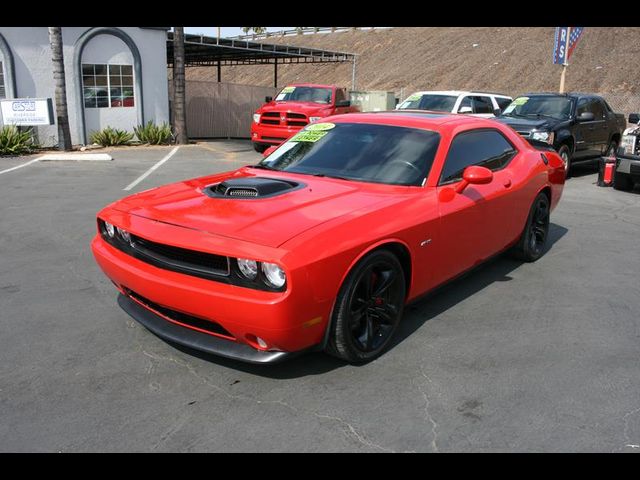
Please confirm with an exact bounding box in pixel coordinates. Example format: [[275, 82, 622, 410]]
[[111, 168, 403, 248], [259, 101, 332, 115]]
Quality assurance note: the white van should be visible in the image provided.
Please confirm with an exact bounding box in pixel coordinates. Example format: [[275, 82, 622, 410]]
[[396, 90, 512, 117]]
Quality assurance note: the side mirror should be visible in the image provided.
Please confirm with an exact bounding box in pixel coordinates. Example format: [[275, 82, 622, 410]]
[[262, 146, 277, 158], [629, 113, 640, 124], [458, 106, 473, 114], [265, 96, 273, 103], [336, 100, 351, 107], [455, 166, 494, 194], [493, 107, 502, 116], [577, 112, 595, 122]]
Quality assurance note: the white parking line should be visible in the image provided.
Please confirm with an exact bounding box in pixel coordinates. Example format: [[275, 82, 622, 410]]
[[0, 158, 40, 176], [123, 146, 180, 191]]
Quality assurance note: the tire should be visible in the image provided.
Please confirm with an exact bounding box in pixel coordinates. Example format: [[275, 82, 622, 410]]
[[253, 142, 268, 153], [613, 171, 633, 191], [326, 250, 406, 364], [605, 139, 619, 157], [557, 144, 572, 179], [510, 192, 551, 263]]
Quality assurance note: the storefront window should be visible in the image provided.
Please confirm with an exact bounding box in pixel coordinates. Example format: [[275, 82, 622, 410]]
[[82, 64, 134, 108]]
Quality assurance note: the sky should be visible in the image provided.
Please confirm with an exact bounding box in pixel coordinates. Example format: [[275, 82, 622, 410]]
[[184, 27, 293, 38]]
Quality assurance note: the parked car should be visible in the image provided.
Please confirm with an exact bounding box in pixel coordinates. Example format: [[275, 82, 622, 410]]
[[396, 90, 512, 117], [614, 113, 640, 191], [250, 83, 359, 153], [92, 112, 565, 364], [496, 93, 626, 177]]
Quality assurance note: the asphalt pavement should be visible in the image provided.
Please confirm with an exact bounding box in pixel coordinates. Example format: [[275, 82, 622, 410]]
[[0, 142, 638, 452]]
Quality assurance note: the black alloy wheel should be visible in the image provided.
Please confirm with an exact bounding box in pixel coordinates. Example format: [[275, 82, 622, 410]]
[[511, 192, 550, 262], [326, 250, 406, 363]]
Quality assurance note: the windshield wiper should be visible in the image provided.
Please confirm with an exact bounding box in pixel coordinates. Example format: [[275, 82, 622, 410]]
[[525, 113, 558, 120], [251, 164, 278, 170], [310, 173, 354, 181]]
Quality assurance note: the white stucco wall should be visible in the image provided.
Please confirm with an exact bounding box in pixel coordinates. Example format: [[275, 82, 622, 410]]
[[0, 27, 169, 146]]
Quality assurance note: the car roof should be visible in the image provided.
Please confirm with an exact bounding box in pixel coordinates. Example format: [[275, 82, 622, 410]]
[[407, 90, 511, 98], [285, 83, 337, 89], [325, 110, 503, 131], [519, 92, 600, 99]]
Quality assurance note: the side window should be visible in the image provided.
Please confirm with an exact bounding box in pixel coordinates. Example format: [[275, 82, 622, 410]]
[[592, 99, 606, 119], [496, 97, 512, 111], [471, 96, 494, 114], [457, 96, 472, 112], [576, 98, 592, 117], [440, 129, 517, 184], [335, 88, 346, 103]]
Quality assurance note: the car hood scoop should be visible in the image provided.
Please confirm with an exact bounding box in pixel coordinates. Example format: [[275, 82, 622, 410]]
[[205, 177, 304, 199]]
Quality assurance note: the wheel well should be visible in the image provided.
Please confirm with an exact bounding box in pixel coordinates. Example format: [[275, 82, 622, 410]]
[[540, 186, 551, 203], [611, 133, 621, 145], [559, 136, 574, 153], [374, 242, 412, 294]]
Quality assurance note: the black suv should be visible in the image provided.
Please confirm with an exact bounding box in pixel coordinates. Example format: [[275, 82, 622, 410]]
[[496, 93, 626, 177]]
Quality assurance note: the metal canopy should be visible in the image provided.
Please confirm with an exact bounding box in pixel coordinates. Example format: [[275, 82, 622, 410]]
[[167, 32, 356, 67]]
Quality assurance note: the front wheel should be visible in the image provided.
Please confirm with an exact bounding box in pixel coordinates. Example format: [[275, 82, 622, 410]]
[[326, 250, 406, 363], [252, 142, 269, 153], [510, 192, 550, 262], [557, 144, 572, 178]]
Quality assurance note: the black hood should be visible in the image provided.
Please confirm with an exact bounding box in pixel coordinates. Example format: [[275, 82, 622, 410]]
[[495, 115, 560, 132]]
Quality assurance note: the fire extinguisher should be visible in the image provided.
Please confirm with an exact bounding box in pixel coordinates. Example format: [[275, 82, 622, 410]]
[[597, 154, 616, 187]]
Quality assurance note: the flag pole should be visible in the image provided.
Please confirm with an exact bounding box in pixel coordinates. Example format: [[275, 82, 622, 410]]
[[559, 27, 571, 93]]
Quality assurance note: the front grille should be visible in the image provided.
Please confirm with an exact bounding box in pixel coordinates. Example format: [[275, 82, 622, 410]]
[[124, 288, 234, 339], [131, 234, 230, 277], [287, 113, 306, 119], [259, 111, 308, 127]]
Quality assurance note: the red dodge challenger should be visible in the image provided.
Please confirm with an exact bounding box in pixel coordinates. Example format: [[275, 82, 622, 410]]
[[92, 112, 565, 364]]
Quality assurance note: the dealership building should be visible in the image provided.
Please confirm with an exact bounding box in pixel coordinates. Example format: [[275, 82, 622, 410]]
[[0, 27, 170, 146]]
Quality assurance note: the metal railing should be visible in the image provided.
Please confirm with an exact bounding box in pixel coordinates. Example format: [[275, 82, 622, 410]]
[[228, 27, 381, 41]]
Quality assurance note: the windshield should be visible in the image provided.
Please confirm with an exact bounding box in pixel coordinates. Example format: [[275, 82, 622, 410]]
[[502, 96, 573, 120], [275, 86, 333, 104], [398, 94, 458, 112], [257, 122, 440, 186]]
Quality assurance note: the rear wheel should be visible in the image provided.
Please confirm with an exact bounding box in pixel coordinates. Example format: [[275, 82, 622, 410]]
[[510, 192, 550, 262], [253, 143, 268, 153], [326, 250, 406, 363], [613, 171, 633, 191], [557, 144, 572, 178]]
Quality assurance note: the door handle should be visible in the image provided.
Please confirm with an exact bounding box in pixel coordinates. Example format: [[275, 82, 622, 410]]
[[503, 179, 512, 188]]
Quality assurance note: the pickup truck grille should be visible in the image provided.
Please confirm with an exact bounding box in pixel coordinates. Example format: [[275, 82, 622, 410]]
[[260, 111, 309, 127]]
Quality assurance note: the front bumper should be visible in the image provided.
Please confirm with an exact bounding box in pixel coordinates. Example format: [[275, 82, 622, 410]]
[[250, 123, 302, 145], [118, 294, 297, 363], [92, 232, 330, 362], [616, 156, 640, 177]]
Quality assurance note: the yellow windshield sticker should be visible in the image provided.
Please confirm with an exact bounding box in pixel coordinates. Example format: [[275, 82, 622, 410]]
[[305, 122, 335, 131], [407, 94, 422, 101], [281, 86, 296, 94], [290, 130, 328, 143], [513, 97, 529, 106]]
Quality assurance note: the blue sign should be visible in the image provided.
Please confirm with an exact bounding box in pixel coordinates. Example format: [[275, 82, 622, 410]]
[[553, 27, 570, 65]]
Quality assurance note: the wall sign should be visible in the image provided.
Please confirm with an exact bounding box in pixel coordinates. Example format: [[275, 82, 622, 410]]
[[0, 98, 54, 125]]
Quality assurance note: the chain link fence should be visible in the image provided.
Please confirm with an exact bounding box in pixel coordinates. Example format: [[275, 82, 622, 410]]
[[598, 93, 640, 127]]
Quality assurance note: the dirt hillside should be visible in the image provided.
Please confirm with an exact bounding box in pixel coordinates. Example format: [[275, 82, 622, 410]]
[[186, 27, 640, 98]]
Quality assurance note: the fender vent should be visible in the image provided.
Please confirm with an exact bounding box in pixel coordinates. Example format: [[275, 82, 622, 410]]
[[206, 177, 304, 199]]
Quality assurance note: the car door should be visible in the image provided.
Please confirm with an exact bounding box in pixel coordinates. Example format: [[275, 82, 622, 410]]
[[590, 98, 610, 154], [333, 88, 351, 114], [573, 97, 599, 158], [434, 129, 518, 284]]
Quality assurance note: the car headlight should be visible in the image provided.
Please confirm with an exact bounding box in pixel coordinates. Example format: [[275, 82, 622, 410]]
[[103, 221, 115, 238], [116, 227, 132, 245], [253, 113, 261, 123], [237, 258, 258, 280], [261, 262, 286, 288], [309, 116, 322, 123], [531, 131, 555, 144]]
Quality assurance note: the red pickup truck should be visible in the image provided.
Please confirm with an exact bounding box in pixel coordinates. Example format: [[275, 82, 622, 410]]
[[250, 83, 359, 152]]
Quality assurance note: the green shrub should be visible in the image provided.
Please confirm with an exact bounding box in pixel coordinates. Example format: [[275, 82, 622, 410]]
[[89, 127, 134, 146], [134, 121, 173, 145], [0, 125, 38, 155]]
